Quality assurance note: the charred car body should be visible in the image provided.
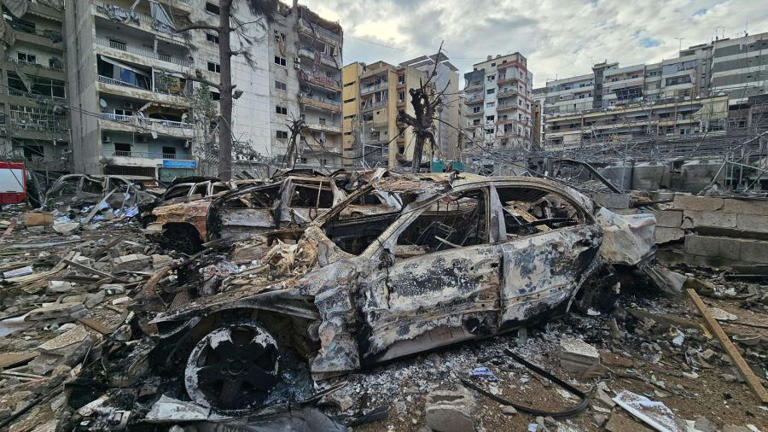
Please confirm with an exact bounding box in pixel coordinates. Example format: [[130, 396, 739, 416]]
[[146, 170, 400, 253], [43, 174, 156, 211], [148, 175, 656, 412]]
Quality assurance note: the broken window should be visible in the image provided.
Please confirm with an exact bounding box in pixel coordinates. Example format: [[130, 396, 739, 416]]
[[207, 62, 220, 73], [289, 183, 334, 208], [191, 183, 210, 199], [81, 177, 103, 194], [394, 189, 489, 258], [276, 130, 288, 139], [17, 52, 36, 64], [275, 81, 287, 91], [164, 185, 193, 200], [114, 143, 131, 156], [323, 188, 401, 255], [206, 33, 219, 44], [205, 2, 220, 14], [496, 187, 583, 238]]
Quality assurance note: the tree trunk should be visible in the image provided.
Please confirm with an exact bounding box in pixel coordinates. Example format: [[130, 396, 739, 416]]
[[411, 133, 423, 173], [218, 0, 233, 180]]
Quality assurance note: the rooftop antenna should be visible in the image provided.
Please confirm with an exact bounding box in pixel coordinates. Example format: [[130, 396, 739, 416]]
[[674, 37, 685, 52]]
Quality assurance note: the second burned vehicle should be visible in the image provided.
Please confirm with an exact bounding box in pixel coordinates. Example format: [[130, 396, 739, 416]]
[[145, 170, 400, 253], [147, 175, 657, 413]]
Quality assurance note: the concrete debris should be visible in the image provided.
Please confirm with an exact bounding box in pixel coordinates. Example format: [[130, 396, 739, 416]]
[[111, 253, 151, 272], [612, 390, 685, 432], [424, 388, 476, 432], [559, 338, 600, 374]]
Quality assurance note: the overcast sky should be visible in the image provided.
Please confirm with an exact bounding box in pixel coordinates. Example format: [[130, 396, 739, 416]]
[[300, 0, 768, 88]]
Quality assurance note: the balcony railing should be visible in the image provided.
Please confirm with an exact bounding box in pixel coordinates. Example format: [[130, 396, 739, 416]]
[[6, 57, 65, 72], [361, 99, 387, 111], [95, 37, 192, 67], [98, 75, 150, 90], [360, 81, 388, 95], [300, 95, 341, 112], [7, 20, 62, 42], [103, 150, 193, 160], [298, 71, 341, 91], [100, 112, 194, 130], [7, 87, 65, 100]]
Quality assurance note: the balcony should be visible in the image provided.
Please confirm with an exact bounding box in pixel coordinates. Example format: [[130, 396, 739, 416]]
[[102, 150, 195, 168], [100, 112, 195, 138], [7, 20, 63, 44], [298, 71, 341, 91], [465, 94, 484, 105], [466, 109, 484, 117], [305, 122, 342, 134], [497, 88, 521, 99], [7, 87, 66, 102], [497, 76, 524, 86], [497, 103, 520, 112], [361, 99, 387, 112], [94, 37, 193, 68], [299, 95, 341, 112], [93, 1, 186, 42], [298, 18, 341, 44], [297, 46, 339, 69], [98, 76, 192, 107], [360, 81, 388, 95]]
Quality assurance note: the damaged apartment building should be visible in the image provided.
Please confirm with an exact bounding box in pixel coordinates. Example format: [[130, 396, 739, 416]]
[[268, 1, 344, 169], [462, 53, 534, 173], [342, 53, 460, 169], [0, 0, 69, 173], [537, 32, 768, 149], [63, 0, 342, 181]]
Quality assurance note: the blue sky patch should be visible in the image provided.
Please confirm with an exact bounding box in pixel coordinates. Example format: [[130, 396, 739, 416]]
[[641, 37, 661, 48]]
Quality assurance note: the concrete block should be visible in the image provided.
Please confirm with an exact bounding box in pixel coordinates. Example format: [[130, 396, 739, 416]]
[[736, 214, 768, 234], [425, 388, 477, 432], [673, 195, 723, 212], [655, 227, 684, 244], [682, 210, 737, 230], [591, 192, 631, 210], [560, 337, 600, 373], [111, 254, 151, 272], [740, 240, 768, 264], [654, 210, 682, 227], [722, 198, 768, 216], [684, 235, 739, 260]]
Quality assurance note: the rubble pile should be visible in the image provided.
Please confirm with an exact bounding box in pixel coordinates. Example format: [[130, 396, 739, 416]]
[[0, 172, 766, 431]]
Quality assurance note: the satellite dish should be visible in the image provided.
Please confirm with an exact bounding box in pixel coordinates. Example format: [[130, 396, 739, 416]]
[[4, 0, 28, 18], [99, 98, 107, 108]]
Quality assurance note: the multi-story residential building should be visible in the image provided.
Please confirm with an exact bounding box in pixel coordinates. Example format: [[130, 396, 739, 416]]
[[462, 53, 533, 152], [269, 2, 343, 169], [710, 33, 768, 105], [1, 1, 69, 172], [65, 0, 340, 180], [544, 95, 729, 148], [341, 61, 427, 168], [542, 73, 594, 116], [400, 53, 460, 161]]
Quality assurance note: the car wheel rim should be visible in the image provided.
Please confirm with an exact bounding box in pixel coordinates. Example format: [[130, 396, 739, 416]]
[[185, 322, 279, 412]]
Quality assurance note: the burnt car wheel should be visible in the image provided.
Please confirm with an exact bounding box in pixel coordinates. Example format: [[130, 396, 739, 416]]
[[185, 321, 279, 413]]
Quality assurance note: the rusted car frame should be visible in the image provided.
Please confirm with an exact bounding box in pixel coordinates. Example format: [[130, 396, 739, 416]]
[[150, 176, 656, 412], [43, 174, 156, 210]]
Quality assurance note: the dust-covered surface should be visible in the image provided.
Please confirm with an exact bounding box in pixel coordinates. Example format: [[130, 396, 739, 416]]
[[1, 176, 767, 432]]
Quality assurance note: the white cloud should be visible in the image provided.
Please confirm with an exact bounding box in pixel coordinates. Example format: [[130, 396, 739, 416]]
[[300, 0, 768, 87]]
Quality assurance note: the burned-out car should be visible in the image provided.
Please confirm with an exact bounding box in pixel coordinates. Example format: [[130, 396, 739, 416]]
[[147, 171, 400, 253], [149, 175, 655, 412], [43, 174, 156, 211]]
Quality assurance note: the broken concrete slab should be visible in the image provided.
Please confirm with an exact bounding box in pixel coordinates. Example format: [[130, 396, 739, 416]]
[[145, 395, 210, 422], [613, 390, 685, 432], [151, 254, 174, 269], [26, 302, 86, 322], [30, 325, 95, 375], [47, 281, 75, 294], [673, 195, 724, 212], [425, 388, 476, 432], [111, 254, 151, 272], [559, 337, 600, 374], [654, 210, 683, 228], [52, 222, 80, 235]]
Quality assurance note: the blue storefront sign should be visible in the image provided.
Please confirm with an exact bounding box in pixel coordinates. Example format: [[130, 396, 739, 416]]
[[163, 159, 197, 169]]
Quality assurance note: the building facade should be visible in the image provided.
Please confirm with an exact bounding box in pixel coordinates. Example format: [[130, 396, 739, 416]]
[[0, 1, 69, 173], [341, 60, 428, 169], [710, 33, 768, 105], [545, 95, 729, 148], [268, 2, 343, 169], [462, 53, 533, 152]]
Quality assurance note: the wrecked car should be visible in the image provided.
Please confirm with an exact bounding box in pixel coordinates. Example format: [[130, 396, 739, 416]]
[[147, 172, 400, 253], [149, 176, 656, 413], [43, 174, 156, 211]]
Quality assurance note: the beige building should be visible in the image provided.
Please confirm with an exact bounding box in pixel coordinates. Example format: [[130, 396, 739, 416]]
[[0, 1, 69, 172], [341, 61, 427, 168]]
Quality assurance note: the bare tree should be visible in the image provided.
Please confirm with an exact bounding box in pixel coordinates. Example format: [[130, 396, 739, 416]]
[[176, 0, 278, 180], [397, 43, 448, 172], [282, 118, 306, 169]]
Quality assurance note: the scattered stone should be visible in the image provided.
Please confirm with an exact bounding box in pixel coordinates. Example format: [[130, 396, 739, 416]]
[[425, 388, 476, 432], [593, 414, 607, 427], [501, 405, 517, 416], [151, 254, 174, 269], [26, 302, 86, 322], [708, 307, 737, 322], [52, 222, 80, 235], [84, 291, 106, 309], [559, 337, 600, 374], [47, 280, 75, 294], [694, 416, 718, 432], [111, 253, 151, 272]]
